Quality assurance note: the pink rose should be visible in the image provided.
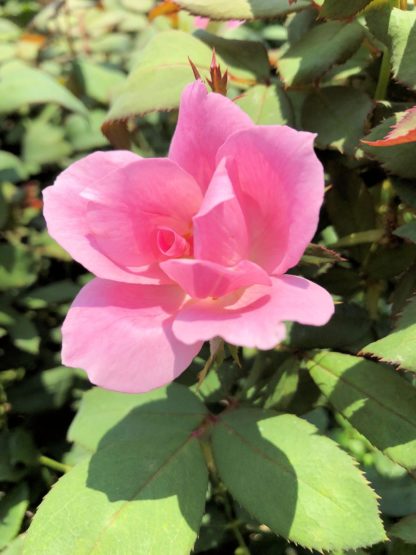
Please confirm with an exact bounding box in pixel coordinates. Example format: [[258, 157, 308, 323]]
[[194, 17, 243, 30], [43, 81, 334, 393]]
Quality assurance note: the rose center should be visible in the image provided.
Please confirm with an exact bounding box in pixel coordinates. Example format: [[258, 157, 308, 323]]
[[156, 227, 191, 258]]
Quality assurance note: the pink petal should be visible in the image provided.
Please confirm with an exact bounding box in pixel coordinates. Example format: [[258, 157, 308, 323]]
[[194, 16, 209, 29], [43, 151, 150, 284], [172, 275, 334, 350], [193, 158, 249, 265], [62, 279, 203, 393], [156, 227, 191, 258], [44, 153, 202, 283], [160, 258, 271, 299], [217, 127, 324, 275], [83, 158, 201, 264], [194, 17, 243, 30], [226, 20, 243, 29], [169, 80, 253, 192]]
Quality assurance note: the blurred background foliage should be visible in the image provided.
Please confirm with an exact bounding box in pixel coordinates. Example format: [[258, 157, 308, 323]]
[[1, 0, 416, 554]]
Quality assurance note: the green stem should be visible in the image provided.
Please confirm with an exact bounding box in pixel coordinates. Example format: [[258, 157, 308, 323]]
[[374, 0, 402, 99], [330, 229, 384, 248], [222, 493, 251, 555], [374, 46, 391, 101], [237, 352, 268, 401], [38, 455, 71, 474], [200, 440, 251, 554]]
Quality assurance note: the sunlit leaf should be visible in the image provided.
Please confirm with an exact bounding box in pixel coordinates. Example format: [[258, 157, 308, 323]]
[[176, 0, 310, 20], [212, 408, 386, 551], [307, 351, 416, 470], [0, 62, 87, 115], [362, 297, 416, 372], [25, 385, 208, 555], [235, 83, 293, 125]]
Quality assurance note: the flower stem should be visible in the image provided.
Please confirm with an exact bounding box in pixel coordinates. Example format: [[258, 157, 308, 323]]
[[38, 455, 71, 474], [200, 439, 251, 554]]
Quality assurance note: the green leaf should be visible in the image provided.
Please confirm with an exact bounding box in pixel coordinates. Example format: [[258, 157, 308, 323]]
[[365, 7, 415, 91], [19, 280, 81, 309], [394, 220, 416, 243], [287, 303, 372, 352], [106, 30, 256, 124], [65, 110, 109, 151], [212, 408, 386, 551], [68, 383, 207, 452], [394, 179, 416, 208], [0, 429, 38, 483], [262, 356, 300, 410], [366, 243, 416, 280], [278, 21, 364, 87], [0, 483, 29, 549], [325, 168, 376, 263], [389, 9, 416, 91], [0, 62, 87, 115], [362, 105, 416, 147], [366, 464, 416, 517], [9, 315, 40, 355], [307, 351, 416, 471], [0, 18, 21, 41], [301, 242, 345, 266], [0, 151, 28, 183], [195, 30, 271, 82], [364, 4, 391, 47], [235, 83, 294, 126], [7, 367, 76, 414], [73, 60, 125, 104], [320, 0, 373, 19], [389, 515, 416, 544], [23, 119, 72, 169], [176, 0, 310, 20], [25, 386, 208, 555], [362, 114, 416, 179], [0, 244, 40, 291], [362, 297, 416, 372], [1, 534, 25, 555], [302, 86, 373, 155]]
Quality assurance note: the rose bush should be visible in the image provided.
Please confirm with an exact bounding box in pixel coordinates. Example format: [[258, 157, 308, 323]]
[[43, 80, 334, 393]]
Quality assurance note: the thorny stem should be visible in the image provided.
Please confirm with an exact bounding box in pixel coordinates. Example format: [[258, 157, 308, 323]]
[[200, 440, 251, 554], [38, 455, 71, 474]]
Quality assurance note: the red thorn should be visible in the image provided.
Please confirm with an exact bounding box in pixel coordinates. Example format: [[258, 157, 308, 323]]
[[188, 57, 202, 80]]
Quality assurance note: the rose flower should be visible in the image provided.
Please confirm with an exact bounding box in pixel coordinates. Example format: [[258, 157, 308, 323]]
[[43, 80, 334, 392]]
